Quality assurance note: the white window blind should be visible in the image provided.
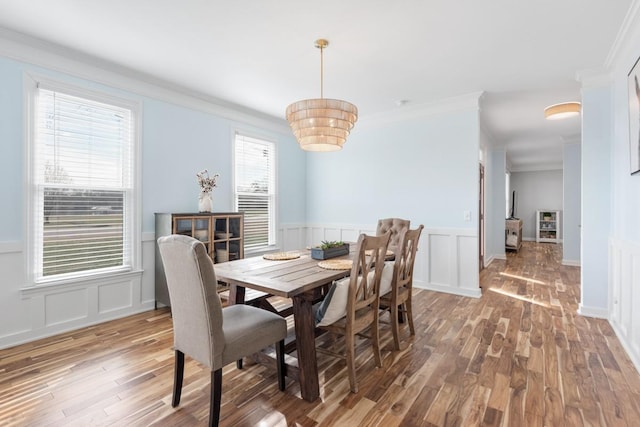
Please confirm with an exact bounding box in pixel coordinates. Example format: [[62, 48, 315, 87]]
[[234, 133, 276, 251], [32, 85, 135, 282]]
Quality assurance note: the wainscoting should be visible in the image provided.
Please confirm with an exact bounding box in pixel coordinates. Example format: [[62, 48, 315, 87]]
[[2, 224, 479, 349], [282, 223, 481, 299], [0, 234, 156, 349], [608, 237, 640, 373]]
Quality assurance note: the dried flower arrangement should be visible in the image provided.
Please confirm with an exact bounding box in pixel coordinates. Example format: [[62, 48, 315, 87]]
[[196, 169, 220, 193]]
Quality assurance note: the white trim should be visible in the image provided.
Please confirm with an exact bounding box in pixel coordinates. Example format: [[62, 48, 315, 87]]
[[141, 232, 156, 242], [0, 304, 153, 350], [577, 304, 609, 319], [604, 0, 640, 68], [0, 241, 22, 254], [608, 236, 640, 376], [561, 259, 581, 267], [233, 131, 278, 251], [23, 74, 143, 287], [576, 67, 612, 88], [20, 269, 143, 296], [415, 281, 482, 298], [280, 223, 481, 298], [0, 27, 289, 134]]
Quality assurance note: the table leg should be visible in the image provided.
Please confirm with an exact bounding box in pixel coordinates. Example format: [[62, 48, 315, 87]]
[[292, 293, 320, 402], [228, 284, 245, 305]]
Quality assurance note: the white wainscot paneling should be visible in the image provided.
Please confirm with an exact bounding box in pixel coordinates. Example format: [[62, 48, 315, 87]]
[[279, 224, 306, 251], [302, 224, 480, 299], [307, 224, 375, 247], [458, 235, 480, 290], [98, 281, 133, 314], [429, 234, 451, 285], [13, 271, 147, 348], [609, 237, 640, 376], [45, 288, 89, 326], [418, 228, 481, 298]]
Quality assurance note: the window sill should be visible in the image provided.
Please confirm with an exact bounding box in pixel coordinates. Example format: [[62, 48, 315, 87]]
[[244, 245, 281, 258], [20, 269, 144, 297]]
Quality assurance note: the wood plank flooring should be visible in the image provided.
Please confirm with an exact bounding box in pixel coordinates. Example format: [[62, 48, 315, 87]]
[[2, 242, 640, 426]]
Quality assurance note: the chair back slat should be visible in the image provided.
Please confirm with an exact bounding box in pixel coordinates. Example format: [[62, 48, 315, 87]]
[[347, 232, 391, 322], [393, 225, 424, 294]]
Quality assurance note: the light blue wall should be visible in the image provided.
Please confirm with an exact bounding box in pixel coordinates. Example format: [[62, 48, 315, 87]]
[[0, 57, 23, 241], [0, 56, 307, 241], [610, 46, 640, 242], [510, 170, 563, 240], [306, 110, 480, 230], [486, 148, 506, 260], [563, 143, 581, 263], [581, 84, 612, 312]]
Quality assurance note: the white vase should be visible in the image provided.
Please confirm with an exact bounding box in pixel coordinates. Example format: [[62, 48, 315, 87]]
[[198, 191, 213, 212]]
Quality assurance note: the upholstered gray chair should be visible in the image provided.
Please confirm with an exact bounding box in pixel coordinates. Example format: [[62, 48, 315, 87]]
[[376, 218, 410, 253], [157, 234, 287, 427], [379, 225, 423, 350]]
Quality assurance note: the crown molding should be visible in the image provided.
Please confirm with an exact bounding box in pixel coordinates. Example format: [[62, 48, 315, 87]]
[[509, 163, 563, 173], [0, 26, 290, 134], [575, 67, 612, 88], [605, 0, 640, 69], [357, 91, 484, 129]]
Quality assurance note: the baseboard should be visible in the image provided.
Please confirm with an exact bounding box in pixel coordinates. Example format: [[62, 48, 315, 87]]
[[609, 320, 640, 381], [562, 259, 581, 266], [577, 303, 609, 319], [415, 282, 482, 299], [0, 304, 155, 350]]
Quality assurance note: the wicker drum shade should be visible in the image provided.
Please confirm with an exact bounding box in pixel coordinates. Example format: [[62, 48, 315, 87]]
[[286, 98, 358, 152], [286, 39, 358, 152]]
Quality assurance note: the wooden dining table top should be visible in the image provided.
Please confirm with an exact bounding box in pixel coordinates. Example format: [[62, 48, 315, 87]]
[[213, 249, 352, 297]]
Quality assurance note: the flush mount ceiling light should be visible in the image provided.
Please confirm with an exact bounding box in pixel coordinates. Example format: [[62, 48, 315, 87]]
[[544, 102, 581, 120], [285, 39, 358, 152]]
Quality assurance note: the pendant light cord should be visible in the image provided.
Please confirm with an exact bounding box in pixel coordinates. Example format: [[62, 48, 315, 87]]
[[319, 43, 324, 99]]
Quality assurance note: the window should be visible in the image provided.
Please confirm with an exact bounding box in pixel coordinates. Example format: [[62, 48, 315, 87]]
[[27, 77, 139, 283], [234, 133, 276, 252]]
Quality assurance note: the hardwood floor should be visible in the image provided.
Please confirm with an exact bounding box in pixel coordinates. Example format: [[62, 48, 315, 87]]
[[2, 242, 640, 426]]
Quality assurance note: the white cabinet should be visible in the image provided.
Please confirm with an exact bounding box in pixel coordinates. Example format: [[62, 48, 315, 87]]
[[536, 210, 560, 243]]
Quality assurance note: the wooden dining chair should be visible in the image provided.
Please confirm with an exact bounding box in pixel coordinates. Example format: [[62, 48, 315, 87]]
[[379, 225, 424, 350], [157, 234, 287, 427], [376, 218, 410, 253], [315, 232, 391, 393]]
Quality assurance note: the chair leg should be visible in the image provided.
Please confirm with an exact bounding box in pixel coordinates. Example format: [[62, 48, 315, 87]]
[[276, 339, 286, 391], [406, 297, 415, 336], [236, 359, 243, 369], [345, 333, 358, 393], [372, 310, 382, 368], [390, 303, 401, 351], [172, 350, 185, 407], [209, 369, 222, 427]]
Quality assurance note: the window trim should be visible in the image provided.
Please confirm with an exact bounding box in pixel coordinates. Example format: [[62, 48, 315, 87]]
[[23, 73, 142, 287], [232, 129, 278, 255]]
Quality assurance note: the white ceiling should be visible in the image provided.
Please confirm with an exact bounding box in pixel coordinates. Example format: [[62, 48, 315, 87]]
[[0, 0, 633, 170]]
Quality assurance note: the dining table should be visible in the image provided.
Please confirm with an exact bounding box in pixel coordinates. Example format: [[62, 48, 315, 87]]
[[213, 249, 353, 402]]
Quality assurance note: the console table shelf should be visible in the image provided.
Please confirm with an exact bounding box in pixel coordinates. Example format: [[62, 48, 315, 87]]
[[505, 218, 523, 252]]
